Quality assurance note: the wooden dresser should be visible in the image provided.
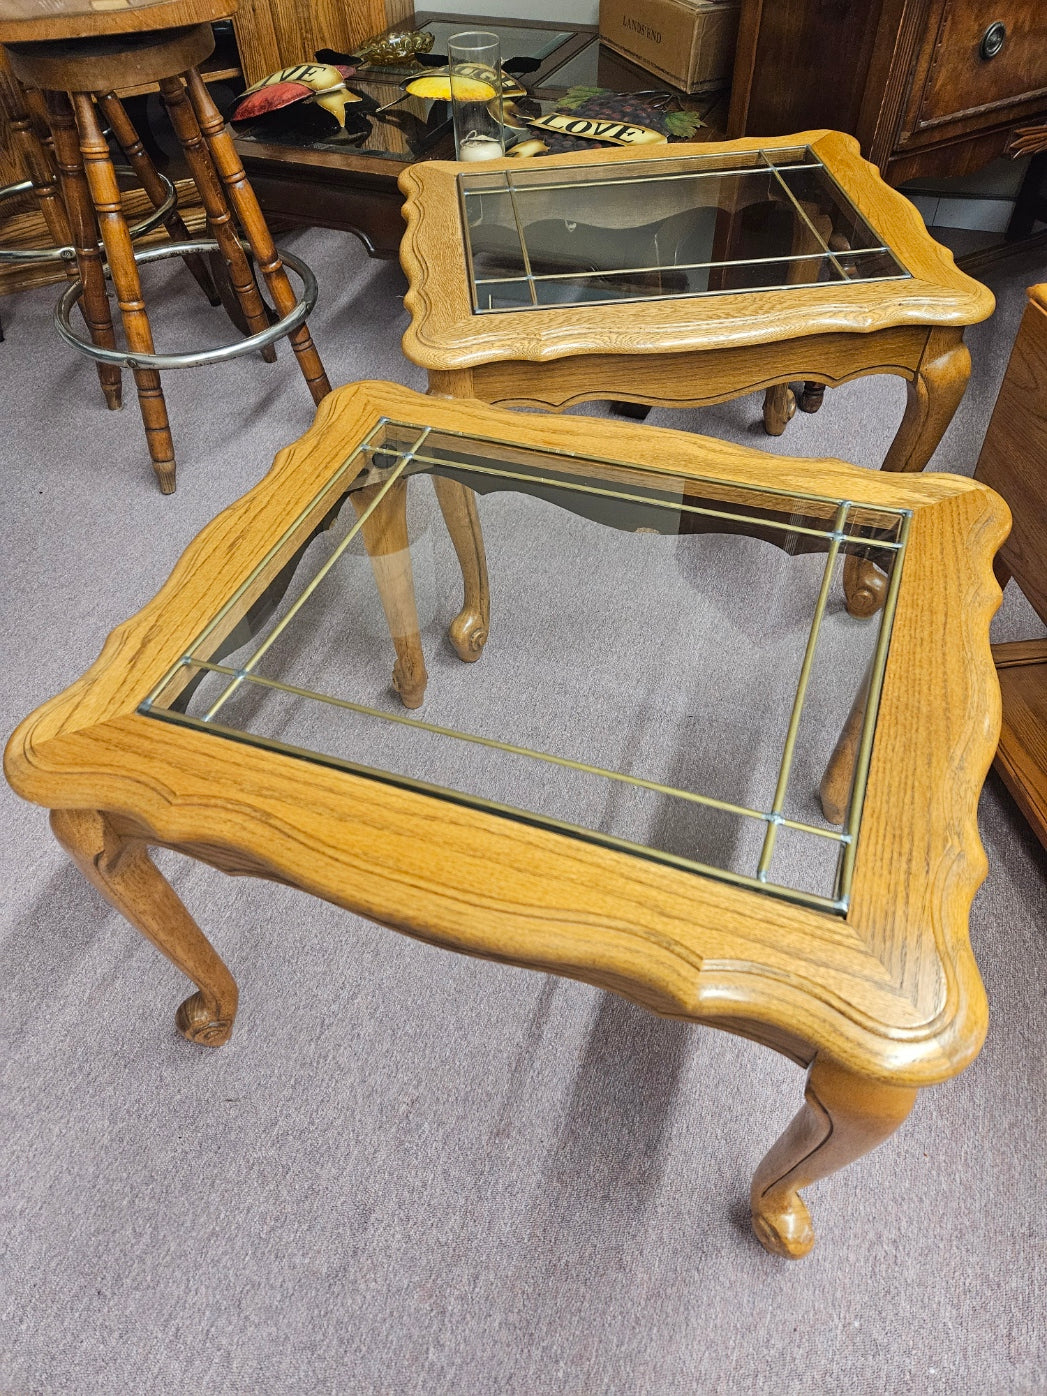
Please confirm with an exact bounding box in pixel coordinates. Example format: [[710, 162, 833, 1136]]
[[727, 0, 1047, 184]]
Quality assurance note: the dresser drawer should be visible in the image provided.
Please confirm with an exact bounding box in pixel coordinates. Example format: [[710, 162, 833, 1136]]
[[913, 0, 1047, 132]]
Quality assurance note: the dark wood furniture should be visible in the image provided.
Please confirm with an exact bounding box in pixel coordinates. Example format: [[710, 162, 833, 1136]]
[[1, 11, 723, 282], [727, 0, 1047, 186], [0, 0, 330, 491], [234, 12, 707, 261], [974, 282, 1047, 848], [231, 0, 410, 89]]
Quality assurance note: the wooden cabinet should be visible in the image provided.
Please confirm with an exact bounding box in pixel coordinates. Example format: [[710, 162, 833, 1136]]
[[727, 0, 1047, 184], [974, 284, 1047, 850]]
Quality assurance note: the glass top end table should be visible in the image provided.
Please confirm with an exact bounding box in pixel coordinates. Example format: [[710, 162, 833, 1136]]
[[400, 129, 994, 621], [5, 381, 1008, 1260]]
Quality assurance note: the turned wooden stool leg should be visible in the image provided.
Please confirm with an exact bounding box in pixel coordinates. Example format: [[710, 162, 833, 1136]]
[[798, 381, 826, 413], [762, 382, 796, 436], [845, 329, 971, 617], [1, 71, 67, 245], [432, 474, 490, 661], [750, 1056, 917, 1258], [183, 66, 330, 404], [97, 89, 221, 308], [50, 807, 238, 1045], [158, 73, 277, 362], [43, 89, 123, 411], [351, 478, 428, 708], [22, 83, 57, 159], [71, 90, 176, 491]]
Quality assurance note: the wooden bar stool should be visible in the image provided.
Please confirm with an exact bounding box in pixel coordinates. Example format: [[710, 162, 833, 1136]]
[[0, 0, 330, 493], [0, 63, 220, 411]]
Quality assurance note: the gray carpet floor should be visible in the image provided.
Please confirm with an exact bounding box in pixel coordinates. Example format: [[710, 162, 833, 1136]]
[[1, 227, 1046, 1396]]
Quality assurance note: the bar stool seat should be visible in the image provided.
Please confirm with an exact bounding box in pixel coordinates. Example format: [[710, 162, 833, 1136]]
[[0, 0, 330, 493]]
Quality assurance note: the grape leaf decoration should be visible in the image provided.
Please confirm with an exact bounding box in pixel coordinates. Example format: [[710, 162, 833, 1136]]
[[663, 110, 705, 138], [559, 85, 605, 112]]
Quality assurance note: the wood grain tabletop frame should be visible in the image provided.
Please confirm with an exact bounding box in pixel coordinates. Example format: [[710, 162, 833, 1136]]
[[0, 0, 236, 45], [398, 130, 995, 373], [4, 381, 1009, 1258]]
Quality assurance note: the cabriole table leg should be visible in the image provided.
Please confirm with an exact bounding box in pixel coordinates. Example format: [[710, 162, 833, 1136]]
[[432, 474, 490, 662], [762, 382, 797, 436], [351, 478, 428, 708], [750, 1056, 918, 1259], [819, 662, 871, 826], [49, 807, 238, 1045], [426, 372, 492, 663], [845, 329, 972, 618]]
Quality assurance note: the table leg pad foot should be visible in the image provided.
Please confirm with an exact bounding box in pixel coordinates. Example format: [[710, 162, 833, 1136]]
[[176, 991, 235, 1046], [843, 554, 888, 617], [750, 1197, 815, 1259], [448, 611, 488, 662]]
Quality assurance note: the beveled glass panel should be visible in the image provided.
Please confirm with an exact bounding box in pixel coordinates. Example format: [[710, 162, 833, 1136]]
[[529, 36, 602, 89], [458, 146, 909, 313], [141, 422, 910, 914], [421, 20, 572, 62]]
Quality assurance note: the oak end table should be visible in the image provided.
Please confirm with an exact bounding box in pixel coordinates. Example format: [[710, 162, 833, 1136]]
[[5, 381, 1008, 1260], [398, 130, 995, 617]]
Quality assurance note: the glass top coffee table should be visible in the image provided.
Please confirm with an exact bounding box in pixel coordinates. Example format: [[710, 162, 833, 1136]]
[[5, 381, 1008, 1259], [399, 130, 995, 617]]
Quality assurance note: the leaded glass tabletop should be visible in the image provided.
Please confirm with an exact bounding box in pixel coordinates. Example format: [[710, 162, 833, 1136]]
[[140, 421, 908, 915], [457, 145, 910, 313]]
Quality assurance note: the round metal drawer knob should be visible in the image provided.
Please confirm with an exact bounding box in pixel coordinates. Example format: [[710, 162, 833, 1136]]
[[980, 21, 1006, 59]]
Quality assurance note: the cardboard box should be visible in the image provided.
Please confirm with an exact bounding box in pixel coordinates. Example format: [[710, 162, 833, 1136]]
[[598, 0, 740, 94]]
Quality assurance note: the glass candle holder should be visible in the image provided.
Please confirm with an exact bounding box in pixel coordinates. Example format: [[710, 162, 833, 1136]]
[[448, 30, 506, 161]]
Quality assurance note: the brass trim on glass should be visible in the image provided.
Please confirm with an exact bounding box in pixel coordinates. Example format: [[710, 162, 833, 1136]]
[[140, 419, 911, 915], [457, 145, 911, 314]]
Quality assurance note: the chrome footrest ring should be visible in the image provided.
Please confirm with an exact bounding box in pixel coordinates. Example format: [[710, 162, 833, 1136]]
[[54, 240, 319, 370], [0, 179, 74, 264], [0, 167, 177, 265]]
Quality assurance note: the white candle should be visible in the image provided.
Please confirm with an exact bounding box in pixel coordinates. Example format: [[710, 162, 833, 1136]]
[[458, 133, 504, 161]]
